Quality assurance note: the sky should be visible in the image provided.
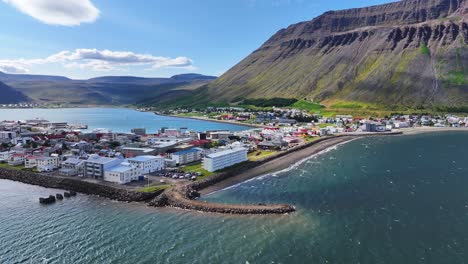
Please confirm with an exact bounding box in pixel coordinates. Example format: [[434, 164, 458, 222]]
[[0, 0, 394, 79]]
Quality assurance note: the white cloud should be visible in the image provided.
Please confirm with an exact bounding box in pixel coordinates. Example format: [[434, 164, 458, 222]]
[[3, 0, 100, 26], [0, 61, 30, 73], [0, 49, 194, 74]]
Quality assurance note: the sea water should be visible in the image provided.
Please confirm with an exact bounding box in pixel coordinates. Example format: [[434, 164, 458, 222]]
[[1, 132, 468, 263], [0, 108, 250, 133]]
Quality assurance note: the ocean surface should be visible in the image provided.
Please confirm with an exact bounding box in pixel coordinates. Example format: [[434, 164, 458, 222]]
[[0, 108, 249, 133], [1, 132, 468, 263]]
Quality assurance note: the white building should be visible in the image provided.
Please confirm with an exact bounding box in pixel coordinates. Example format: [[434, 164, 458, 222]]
[[127, 155, 165, 174], [60, 158, 85, 176], [36, 156, 60, 172], [0, 151, 14, 162], [203, 147, 248, 172], [84, 155, 122, 178], [8, 154, 25, 166], [104, 161, 141, 184], [25, 155, 41, 168], [172, 148, 202, 165], [0, 131, 16, 141]]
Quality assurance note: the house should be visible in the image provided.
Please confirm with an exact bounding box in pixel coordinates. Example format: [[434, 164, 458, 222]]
[[25, 155, 42, 168], [104, 161, 141, 184], [36, 156, 60, 172], [127, 155, 165, 174], [0, 151, 14, 162], [257, 139, 287, 150], [84, 155, 122, 178], [203, 147, 248, 172], [59, 158, 85, 176], [172, 148, 202, 165], [8, 154, 26, 166]]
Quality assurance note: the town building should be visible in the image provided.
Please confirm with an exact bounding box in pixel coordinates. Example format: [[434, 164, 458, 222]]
[[131, 128, 146, 136], [0, 131, 16, 142], [104, 161, 141, 184], [8, 154, 26, 166], [203, 147, 248, 172], [172, 148, 202, 165], [36, 156, 60, 172], [127, 155, 165, 174], [25, 155, 41, 168], [121, 147, 157, 157], [84, 155, 122, 178], [59, 158, 85, 176]]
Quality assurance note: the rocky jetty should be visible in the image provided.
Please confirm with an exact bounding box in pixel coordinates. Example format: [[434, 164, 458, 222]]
[[0, 168, 159, 202]]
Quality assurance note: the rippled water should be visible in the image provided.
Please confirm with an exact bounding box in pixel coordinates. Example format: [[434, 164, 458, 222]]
[[1, 132, 468, 263], [0, 108, 249, 133]]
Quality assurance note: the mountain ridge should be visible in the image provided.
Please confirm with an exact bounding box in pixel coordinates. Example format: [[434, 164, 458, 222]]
[[172, 0, 468, 109]]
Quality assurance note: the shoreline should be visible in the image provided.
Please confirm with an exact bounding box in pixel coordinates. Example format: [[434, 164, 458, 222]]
[[155, 112, 264, 129], [200, 136, 357, 195], [155, 132, 401, 214], [199, 127, 468, 196]]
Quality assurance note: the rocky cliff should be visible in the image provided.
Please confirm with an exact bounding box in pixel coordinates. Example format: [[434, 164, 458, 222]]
[[199, 0, 468, 108]]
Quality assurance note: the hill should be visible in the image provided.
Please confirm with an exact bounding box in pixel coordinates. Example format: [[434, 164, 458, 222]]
[[0, 81, 29, 104], [168, 0, 468, 109], [0, 72, 216, 106]]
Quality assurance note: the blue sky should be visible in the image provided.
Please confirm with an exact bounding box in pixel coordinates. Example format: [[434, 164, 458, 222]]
[[0, 0, 393, 79]]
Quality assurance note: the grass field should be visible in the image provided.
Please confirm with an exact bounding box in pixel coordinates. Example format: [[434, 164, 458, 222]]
[[290, 100, 325, 112], [248, 150, 277, 161], [138, 184, 172, 193], [0, 163, 25, 170]]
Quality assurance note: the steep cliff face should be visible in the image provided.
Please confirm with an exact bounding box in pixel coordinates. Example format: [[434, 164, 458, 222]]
[[203, 0, 468, 107]]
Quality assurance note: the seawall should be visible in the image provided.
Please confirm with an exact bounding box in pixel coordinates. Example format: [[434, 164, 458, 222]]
[[0, 168, 161, 202]]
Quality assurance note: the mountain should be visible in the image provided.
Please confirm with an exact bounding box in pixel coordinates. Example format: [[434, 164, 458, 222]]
[[0, 81, 29, 103], [0, 72, 216, 106], [180, 0, 468, 108], [171, 73, 217, 81]]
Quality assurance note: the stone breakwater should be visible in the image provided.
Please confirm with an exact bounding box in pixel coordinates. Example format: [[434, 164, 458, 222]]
[[0, 168, 160, 202], [151, 132, 402, 215]]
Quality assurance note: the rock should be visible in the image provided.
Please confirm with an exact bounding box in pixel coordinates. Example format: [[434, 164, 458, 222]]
[[39, 195, 56, 204], [56, 194, 63, 200]]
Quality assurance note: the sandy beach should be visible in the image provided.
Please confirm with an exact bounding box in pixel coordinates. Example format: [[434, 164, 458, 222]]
[[200, 136, 357, 195]]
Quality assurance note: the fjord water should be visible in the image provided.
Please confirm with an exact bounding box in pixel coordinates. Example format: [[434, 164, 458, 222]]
[[0, 108, 249, 132], [2, 132, 468, 263]]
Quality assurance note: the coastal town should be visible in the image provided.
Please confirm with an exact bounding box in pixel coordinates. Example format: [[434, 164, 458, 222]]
[[1, 108, 468, 194]]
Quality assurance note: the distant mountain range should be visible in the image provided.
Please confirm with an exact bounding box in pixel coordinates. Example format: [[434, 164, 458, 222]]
[[160, 0, 468, 109], [0, 72, 216, 105]]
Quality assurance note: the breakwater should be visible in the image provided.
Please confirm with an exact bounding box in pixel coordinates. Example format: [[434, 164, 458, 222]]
[[0, 168, 160, 202]]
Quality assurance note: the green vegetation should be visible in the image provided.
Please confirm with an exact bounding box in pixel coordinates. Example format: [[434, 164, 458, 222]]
[[242, 98, 298, 107], [0, 163, 25, 170], [248, 150, 277, 161], [305, 136, 321, 143], [138, 184, 171, 193], [445, 71, 468, 86], [420, 44, 431, 56], [290, 100, 325, 112], [329, 101, 382, 110]]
